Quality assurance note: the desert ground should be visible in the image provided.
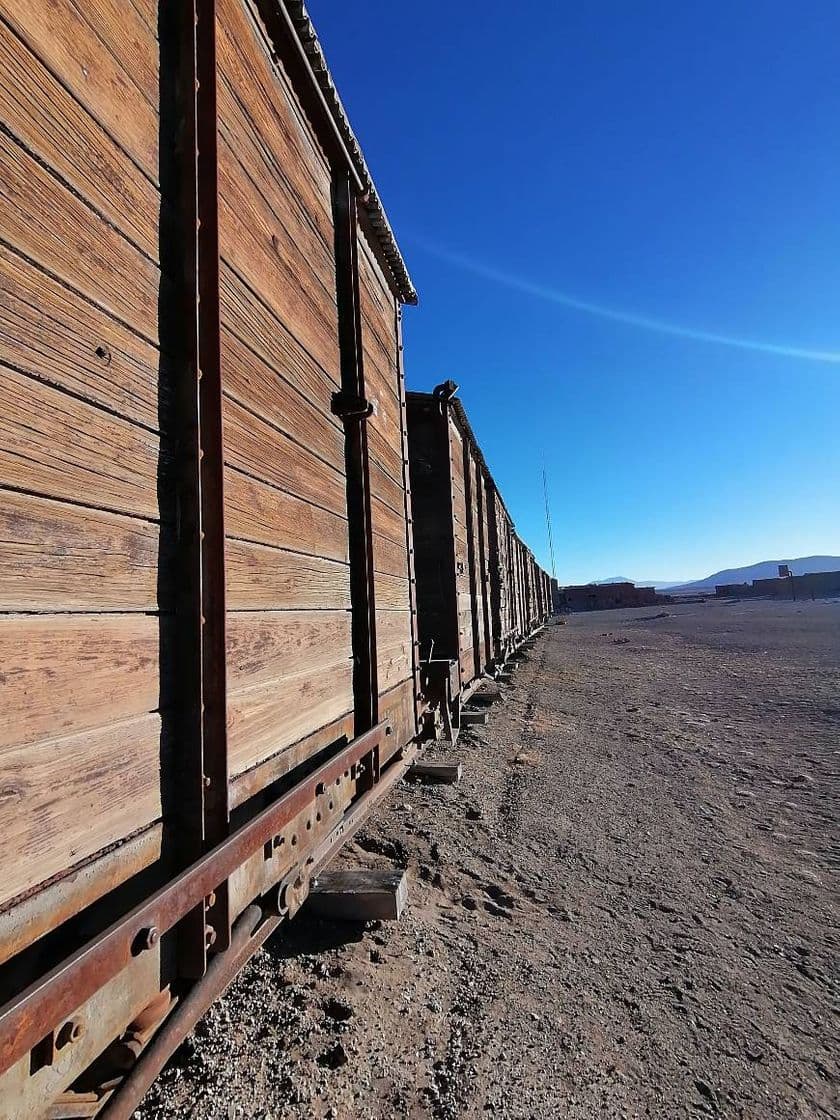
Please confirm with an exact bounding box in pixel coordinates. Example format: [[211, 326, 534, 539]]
[[139, 598, 839, 1120]]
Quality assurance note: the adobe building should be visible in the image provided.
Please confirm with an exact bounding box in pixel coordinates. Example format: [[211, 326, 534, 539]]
[[556, 581, 665, 612], [715, 570, 840, 601]]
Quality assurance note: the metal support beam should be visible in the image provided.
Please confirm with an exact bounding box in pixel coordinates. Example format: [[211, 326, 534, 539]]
[[332, 171, 378, 734], [176, 0, 230, 977]]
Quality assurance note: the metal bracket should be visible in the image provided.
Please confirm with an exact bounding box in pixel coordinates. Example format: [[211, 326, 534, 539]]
[[331, 391, 376, 420]]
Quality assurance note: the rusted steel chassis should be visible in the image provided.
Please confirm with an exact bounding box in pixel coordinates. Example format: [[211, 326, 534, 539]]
[[0, 723, 414, 1087]]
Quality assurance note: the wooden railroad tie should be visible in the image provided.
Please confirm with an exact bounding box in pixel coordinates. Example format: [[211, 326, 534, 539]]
[[460, 709, 488, 726], [407, 760, 463, 784], [308, 869, 408, 922]]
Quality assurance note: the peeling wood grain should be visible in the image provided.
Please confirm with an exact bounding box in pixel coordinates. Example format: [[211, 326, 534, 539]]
[[0, 245, 161, 430], [0, 489, 164, 612], [0, 366, 164, 519], [0, 614, 161, 749], [225, 539, 351, 610], [0, 713, 163, 908], [224, 467, 348, 562], [0, 130, 161, 342]]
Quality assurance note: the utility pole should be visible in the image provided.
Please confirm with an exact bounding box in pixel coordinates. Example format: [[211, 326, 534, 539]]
[[542, 466, 556, 580]]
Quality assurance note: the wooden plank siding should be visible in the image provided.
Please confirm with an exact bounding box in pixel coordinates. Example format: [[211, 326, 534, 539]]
[[0, 0, 167, 916], [217, 0, 353, 782], [0, 0, 422, 1051], [357, 228, 415, 722]]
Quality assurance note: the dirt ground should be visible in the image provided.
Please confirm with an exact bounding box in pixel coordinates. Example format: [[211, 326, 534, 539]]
[[139, 599, 839, 1120]]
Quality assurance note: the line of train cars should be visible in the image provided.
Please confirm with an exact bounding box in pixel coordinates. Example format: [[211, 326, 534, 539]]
[[0, 1, 551, 1114]]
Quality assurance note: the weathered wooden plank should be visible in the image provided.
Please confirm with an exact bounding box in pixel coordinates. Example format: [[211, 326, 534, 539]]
[[0, 245, 161, 431], [377, 608, 413, 691], [0, 712, 163, 908], [220, 266, 340, 401], [308, 869, 408, 922], [0, 614, 161, 750], [368, 455, 405, 518], [358, 233, 398, 366], [378, 677, 417, 762], [0, 367, 163, 518], [378, 644, 412, 693], [228, 661, 353, 776], [222, 395, 346, 518], [221, 327, 343, 470], [376, 575, 412, 612], [224, 467, 348, 562], [226, 610, 352, 693], [218, 157, 338, 380], [1, 0, 159, 180], [0, 129, 160, 343], [0, 490, 164, 612], [216, 87, 335, 311], [408, 761, 462, 784], [372, 530, 410, 580], [367, 418, 405, 488], [0, 19, 159, 260], [217, 0, 332, 227], [225, 540, 351, 610], [0, 825, 162, 967], [371, 495, 409, 548]]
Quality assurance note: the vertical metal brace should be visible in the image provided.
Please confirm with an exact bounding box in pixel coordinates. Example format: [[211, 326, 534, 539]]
[[394, 305, 422, 725], [461, 438, 482, 679], [332, 172, 378, 734], [178, 0, 230, 976], [474, 468, 493, 668]]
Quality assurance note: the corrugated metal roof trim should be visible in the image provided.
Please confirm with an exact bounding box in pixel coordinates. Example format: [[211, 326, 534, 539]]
[[284, 1, 418, 306]]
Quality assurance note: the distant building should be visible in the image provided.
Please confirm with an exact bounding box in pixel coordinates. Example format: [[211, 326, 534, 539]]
[[715, 570, 840, 601], [554, 581, 666, 612]]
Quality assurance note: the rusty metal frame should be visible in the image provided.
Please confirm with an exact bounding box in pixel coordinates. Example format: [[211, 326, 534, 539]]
[[0, 724, 386, 1078], [332, 170, 379, 734], [474, 468, 494, 668], [174, 0, 231, 981], [394, 305, 423, 726], [461, 434, 483, 682]]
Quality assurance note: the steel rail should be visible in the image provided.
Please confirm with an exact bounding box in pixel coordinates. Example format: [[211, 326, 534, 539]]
[[98, 906, 274, 1120]]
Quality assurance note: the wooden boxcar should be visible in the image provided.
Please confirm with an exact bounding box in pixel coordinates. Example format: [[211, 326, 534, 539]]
[[0, 1, 424, 1114], [406, 384, 551, 733]]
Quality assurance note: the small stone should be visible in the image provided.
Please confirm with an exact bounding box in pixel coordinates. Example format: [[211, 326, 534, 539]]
[[319, 1042, 349, 1070], [466, 807, 482, 821], [694, 1078, 718, 1107]]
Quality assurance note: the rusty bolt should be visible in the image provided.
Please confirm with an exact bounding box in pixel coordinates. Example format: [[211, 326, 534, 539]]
[[56, 1020, 84, 1049], [140, 926, 160, 951]]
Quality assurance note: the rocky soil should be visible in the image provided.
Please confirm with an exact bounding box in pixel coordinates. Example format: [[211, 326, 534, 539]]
[[138, 598, 839, 1119]]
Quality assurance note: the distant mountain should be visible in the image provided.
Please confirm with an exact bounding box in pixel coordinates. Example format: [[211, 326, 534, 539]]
[[668, 556, 840, 594], [591, 577, 685, 589]]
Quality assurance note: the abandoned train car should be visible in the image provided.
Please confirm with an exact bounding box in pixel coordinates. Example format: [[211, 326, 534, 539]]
[[0, 0, 427, 1114], [406, 384, 551, 734], [0, 1, 553, 1115]]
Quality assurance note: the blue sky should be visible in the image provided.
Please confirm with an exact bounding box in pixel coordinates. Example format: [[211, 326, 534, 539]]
[[314, 1, 840, 583]]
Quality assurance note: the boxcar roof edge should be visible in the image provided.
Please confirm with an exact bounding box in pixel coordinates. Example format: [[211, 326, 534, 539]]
[[284, 0, 418, 305]]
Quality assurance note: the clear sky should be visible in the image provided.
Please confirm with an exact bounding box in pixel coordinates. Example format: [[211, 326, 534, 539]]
[[313, 1, 840, 583]]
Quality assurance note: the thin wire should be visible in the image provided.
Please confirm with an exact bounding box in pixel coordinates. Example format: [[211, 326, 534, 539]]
[[543, 466, 556, 580]]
